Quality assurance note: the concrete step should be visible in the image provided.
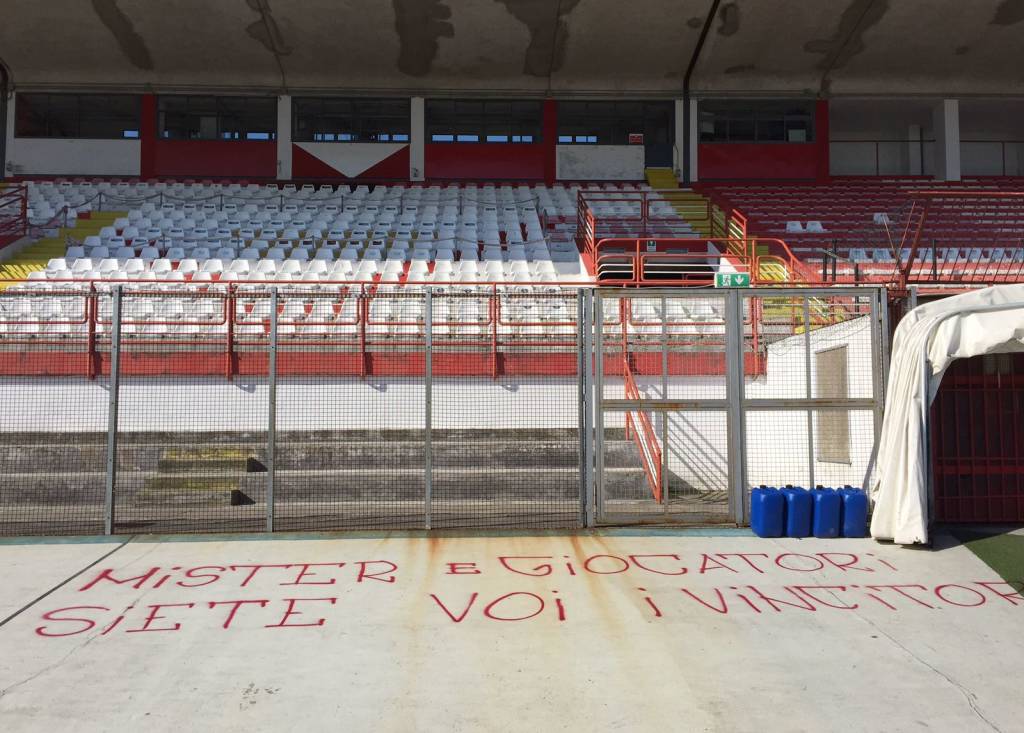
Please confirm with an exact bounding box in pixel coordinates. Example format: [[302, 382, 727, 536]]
[[0, 439, 642, 473], [0, 466, 647, 505]]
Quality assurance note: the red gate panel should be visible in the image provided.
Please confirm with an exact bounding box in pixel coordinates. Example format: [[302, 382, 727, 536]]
[[932, 353, 1024, 523]]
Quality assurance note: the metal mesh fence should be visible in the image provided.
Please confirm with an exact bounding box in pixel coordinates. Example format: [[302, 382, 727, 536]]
[[0, 285, 885, 535], [275, 288, 427, 531], [0, 288, 106, 535], [113, 289, 269, 533], [595, 291, 732, 523], [431, 288, 581, 528], [741, 291, 883, 500]]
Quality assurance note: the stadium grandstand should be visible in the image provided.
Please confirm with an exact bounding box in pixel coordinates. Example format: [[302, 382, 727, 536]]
[[5, 4, 1024, 732], [0, 0, 1023, 537]]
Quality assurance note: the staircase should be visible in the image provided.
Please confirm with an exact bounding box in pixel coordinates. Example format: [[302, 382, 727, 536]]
[[0, 429, 649, 532], [645, 168, 679, 189], [0, 211, 124, 287]]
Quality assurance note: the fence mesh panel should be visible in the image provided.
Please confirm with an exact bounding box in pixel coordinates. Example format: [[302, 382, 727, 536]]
[[597, 291, 731, 523], [0, 285, 884, 535], [113, 289, 268, 533], [0, 287, 106, 535], [742, 292, 880, 495], [431, 288, 581, 528], [275, 288, 427, 531]]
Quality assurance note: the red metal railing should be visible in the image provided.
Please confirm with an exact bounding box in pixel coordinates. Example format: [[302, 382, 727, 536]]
[[0, 185, 29, 244], [622, 360, 662, 502]]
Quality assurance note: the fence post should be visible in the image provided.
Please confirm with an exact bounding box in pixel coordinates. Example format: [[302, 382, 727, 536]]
[[593, 291, 606, 524], [803, 297, 816, 490], [724, 289, 748, 525], [266, 288, 278, 533], [424, 289, 433, 530], [104, 286, 123, 535], [578, 289, 595, 527]]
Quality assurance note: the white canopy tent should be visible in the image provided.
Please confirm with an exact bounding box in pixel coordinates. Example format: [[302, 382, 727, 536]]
[[871, 285, 1024, 544]]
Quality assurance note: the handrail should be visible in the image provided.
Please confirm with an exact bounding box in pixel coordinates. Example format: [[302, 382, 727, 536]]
[[0, 185, 29, 240], [622, 360, 662, 502]]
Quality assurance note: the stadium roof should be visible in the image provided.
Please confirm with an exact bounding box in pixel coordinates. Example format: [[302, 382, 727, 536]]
[[2, 0, 1024, 96]]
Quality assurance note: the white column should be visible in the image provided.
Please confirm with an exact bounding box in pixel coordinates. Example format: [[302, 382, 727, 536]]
[[3, 91, 15, 178], [410, 96, 425, 182], [276, 94, 292, 181], [907, 124, 922, 176], [933, 99, 961, 182]]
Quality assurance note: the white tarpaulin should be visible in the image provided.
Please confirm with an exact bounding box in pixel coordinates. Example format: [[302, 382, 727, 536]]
[[871, 285, 1024, 544]]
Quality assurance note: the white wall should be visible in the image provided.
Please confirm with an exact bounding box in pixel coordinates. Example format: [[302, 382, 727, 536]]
[[556, 145, 644, 181], [6, 138, 141, 177], [0, 318, 877, 493], [745, 317, 876, 489]]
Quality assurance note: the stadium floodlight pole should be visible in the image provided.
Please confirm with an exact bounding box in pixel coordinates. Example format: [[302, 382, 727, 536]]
[[104, 286, 123, 535]]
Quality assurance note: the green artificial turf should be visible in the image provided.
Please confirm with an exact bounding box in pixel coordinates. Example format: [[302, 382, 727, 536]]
[[949, 527, 1024, 584]]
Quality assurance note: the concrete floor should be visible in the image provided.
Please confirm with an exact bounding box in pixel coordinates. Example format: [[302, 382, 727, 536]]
[[0, 530, 1021, 732]]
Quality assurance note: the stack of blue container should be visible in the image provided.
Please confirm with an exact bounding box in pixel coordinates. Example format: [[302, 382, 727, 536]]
[[750, 485, 868, 538]]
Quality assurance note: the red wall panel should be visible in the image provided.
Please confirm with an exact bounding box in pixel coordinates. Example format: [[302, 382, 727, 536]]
[[698, 143, 820, 180], [152, 140, 276, 179], [425, 143, 545, 180]]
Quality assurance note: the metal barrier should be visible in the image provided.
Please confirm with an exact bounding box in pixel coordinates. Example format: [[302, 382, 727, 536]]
[[592, 287, 887, 525], [0, 185, 28, 242], [0, 285, 886, 535]]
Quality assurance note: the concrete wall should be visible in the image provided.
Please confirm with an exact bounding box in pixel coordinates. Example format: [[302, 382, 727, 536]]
[[555, 145, 644, 181], [5, 138, 141, 177]]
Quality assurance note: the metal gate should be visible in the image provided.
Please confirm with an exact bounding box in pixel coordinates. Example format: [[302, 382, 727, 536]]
[[591, 287, 887, 525], [931, 353, 1024, 523]]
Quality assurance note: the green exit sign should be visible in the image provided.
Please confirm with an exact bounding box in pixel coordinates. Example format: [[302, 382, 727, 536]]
[[715, 272, 751, 288]]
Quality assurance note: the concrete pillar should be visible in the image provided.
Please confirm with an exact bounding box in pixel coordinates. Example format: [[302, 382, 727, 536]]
[[933, 99, 961, 182], [140, 94, 157, 180], [815, 99, 830, 181], [410, 97, 425, 182], [675, 98, 699, 183], [908, 124, 922, 176], [542, 99, 557, 186], [2, 91, 14, 179], [276, 95, 292, 181]]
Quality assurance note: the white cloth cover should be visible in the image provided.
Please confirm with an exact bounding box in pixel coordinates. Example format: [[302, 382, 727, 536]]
[[871, 285, 1024, 544]]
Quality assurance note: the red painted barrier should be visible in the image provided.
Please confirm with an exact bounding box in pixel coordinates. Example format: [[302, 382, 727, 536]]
[[425, 143, 545, 180], [152, 140, 277, 179]]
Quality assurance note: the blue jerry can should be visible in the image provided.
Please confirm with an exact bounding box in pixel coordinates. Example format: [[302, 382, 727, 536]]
[[812, 488, 841, 538], [782, 487, 812, 537], [840, 488, 870, 538], [751, 487, 785, 538]]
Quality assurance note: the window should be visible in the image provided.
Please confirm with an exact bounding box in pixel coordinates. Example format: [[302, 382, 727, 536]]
[[557, 101, 672, 145], [15, 93, 140, 139], [293, 98, 410, 143], [158, 96, 276, 141], [426, 100, 541, 143], [815, 346, 850, 464], [699, 100, 815, 143]]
